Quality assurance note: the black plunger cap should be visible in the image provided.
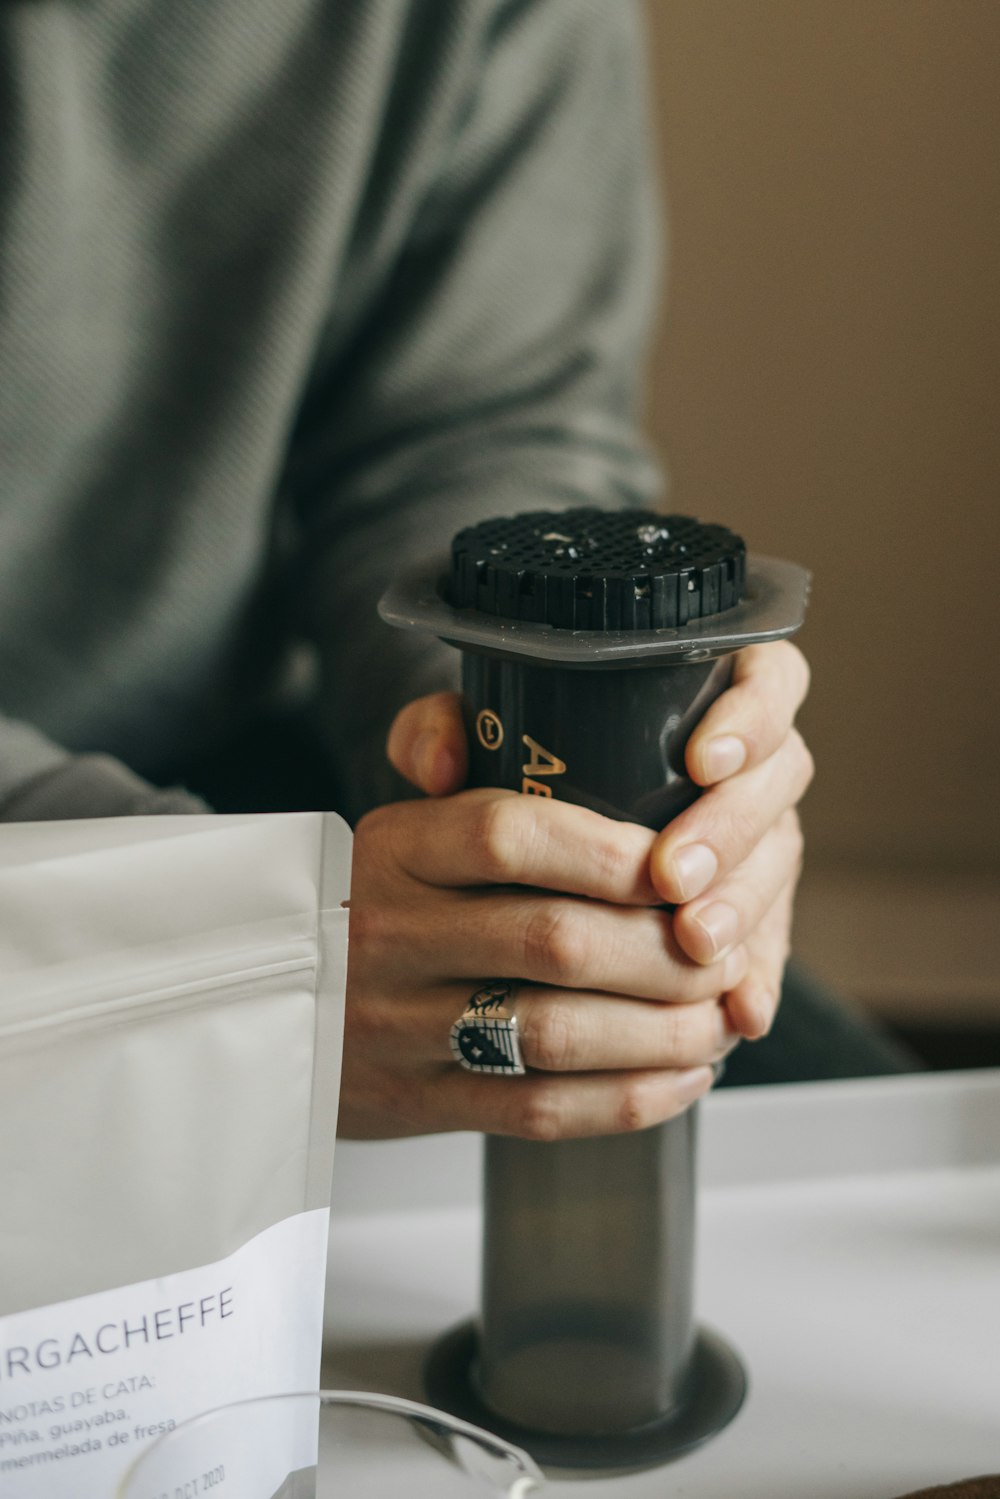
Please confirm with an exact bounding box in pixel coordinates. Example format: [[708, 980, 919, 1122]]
[[448, 509, 746, 631]]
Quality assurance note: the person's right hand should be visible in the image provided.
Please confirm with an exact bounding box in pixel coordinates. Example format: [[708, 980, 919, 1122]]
[[339, 693, 744, 1140]]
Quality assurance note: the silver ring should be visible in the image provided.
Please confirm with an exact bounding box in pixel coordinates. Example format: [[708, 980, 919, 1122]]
[[450, 980, 525, 1075]]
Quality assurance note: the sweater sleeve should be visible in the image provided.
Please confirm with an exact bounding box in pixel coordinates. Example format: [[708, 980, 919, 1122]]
[[0, 715, 209, 820], [285, 0, 665, 820]]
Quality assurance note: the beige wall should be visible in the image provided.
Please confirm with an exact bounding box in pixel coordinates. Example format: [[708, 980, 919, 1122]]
[[643, 2, 1000, 1017]]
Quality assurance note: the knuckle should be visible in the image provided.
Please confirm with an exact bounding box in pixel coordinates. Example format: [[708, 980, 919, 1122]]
[[716, 802, 760, 859], [515, 1084, 568, 1143], [471, 795, 535, 883], [783, 807, 805, 863], [522, 902, 585, 984], [775, 821, 805, 895], [590, 829, 634, 890], [614, 1078, 658, 1135], [521, 998, 576, 1072]]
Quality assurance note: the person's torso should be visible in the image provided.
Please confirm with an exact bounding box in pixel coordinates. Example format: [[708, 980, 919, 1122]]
[[0, 0, 474, 773]]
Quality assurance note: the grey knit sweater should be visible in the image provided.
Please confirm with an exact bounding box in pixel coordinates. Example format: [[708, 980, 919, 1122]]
[[0, 0, 661, 821]]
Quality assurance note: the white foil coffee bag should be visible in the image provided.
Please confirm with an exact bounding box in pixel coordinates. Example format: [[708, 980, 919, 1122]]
[[0, 812, 350, 1498]]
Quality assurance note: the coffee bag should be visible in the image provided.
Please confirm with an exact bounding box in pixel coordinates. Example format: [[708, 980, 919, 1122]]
[[0, 813, 350, 1497]]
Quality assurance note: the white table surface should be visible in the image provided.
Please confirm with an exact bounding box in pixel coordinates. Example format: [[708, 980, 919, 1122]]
[[323, 1070, 1000, 1495]]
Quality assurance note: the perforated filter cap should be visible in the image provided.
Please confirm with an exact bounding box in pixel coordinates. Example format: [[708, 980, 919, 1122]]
[[449, 508, 746, 631]]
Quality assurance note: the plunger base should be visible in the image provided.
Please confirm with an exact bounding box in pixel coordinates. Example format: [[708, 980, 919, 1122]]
[[423, 1320, 747, 1474]]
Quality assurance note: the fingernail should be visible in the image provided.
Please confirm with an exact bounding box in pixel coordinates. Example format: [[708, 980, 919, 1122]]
[[753, 990, 776, 1038], [692, 901, 739, 959], [734, 988, 773, 1040], [675, 1065, 715, 1103], [722, 946, 748, 989], [672, 843, 718, 900], [711, 1004, 736, 1049], [702, 735, 747, 781]]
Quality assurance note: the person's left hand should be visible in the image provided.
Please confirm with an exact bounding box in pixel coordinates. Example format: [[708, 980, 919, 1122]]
[[648, 640, 814, 1042]]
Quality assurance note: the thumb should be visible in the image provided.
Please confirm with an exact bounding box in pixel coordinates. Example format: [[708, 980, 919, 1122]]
[[386, 691, 468, 796]]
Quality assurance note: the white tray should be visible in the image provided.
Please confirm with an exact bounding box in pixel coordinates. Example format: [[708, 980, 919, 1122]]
[[325, 1070, 1000, 1495]]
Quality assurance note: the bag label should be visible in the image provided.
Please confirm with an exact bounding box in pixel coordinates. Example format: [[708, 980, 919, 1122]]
[[0, 1209, 329, 1497]]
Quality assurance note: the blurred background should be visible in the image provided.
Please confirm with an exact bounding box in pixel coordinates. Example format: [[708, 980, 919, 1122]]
[[642, 0, 1000, 1064]]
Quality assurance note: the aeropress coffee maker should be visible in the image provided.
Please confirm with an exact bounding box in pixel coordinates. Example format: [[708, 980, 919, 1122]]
[[380, 508, 810, 1472]]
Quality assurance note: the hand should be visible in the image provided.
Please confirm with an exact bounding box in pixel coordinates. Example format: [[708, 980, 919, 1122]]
[[648, 642, 813, 1041], [341, 692, 745, 1140]]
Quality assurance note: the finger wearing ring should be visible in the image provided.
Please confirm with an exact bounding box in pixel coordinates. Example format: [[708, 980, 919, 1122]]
[[450, 980, 525, 1075]]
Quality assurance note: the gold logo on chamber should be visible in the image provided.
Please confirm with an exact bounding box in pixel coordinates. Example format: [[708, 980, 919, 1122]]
[[476, 709, 504, 750], [521, 733, 566, 796]]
